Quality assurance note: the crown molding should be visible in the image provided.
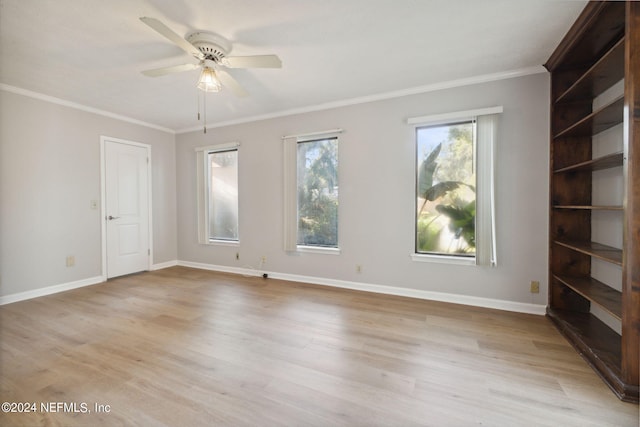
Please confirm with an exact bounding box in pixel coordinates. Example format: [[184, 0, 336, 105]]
[[176, 65, 546, 133], [0, 83, 175, 134], [2, 65, 546, 136]]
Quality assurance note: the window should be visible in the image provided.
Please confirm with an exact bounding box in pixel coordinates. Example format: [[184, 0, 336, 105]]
[[297, 137, 339, 247], [208, 149, 238, 241], [409, 107, 501, 265], [416, 121, 476, 257], [283, 130, 341, 252], [196, 143, 239, 244]]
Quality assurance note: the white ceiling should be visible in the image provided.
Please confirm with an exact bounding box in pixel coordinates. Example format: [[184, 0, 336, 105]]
[[0, 0, 586, 132]]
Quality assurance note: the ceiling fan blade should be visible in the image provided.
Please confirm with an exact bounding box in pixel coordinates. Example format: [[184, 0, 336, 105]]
[[140, 17, 204, 60], [141, 63, 200, 77], [221, 55, 282, 69], [216, 69, 248, 97]]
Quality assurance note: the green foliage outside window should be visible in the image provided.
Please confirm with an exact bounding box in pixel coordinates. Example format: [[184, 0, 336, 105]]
[[297, 138, 338, 247], [416, 122, 476, 255]]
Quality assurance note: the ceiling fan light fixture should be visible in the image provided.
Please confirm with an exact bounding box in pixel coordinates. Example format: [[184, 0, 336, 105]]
[[197, 67, 221, 92]]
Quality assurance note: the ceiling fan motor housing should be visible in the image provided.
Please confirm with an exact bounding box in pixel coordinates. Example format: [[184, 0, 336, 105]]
[[186, 31, 232, 62]]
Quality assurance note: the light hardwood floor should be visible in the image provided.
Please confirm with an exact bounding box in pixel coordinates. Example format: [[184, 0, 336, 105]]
[[1, 266, 638, 426]]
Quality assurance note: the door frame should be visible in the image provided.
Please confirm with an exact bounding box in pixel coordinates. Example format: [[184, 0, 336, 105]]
[[100, 136, 153, 279]]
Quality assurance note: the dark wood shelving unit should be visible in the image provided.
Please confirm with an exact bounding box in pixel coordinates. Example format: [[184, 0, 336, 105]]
[[544, 1, 639, 403]]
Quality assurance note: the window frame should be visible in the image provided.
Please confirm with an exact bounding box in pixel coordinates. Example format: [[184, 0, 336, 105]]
[[195, 142, 240, 246], [414, 119, 477, 259], [283, 129, 342, 254], [296, 136, 339, 250], [408, 107, 502, 266]]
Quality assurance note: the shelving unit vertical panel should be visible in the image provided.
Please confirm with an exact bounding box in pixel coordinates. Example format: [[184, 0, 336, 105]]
[[551, 209, 591, 242], [621, 0, 640, 391]]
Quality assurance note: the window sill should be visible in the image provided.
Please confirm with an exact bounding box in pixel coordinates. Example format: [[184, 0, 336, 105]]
[[410, 253, 475, 266], [205, 240, 240, 247], [297, 246, 341, 255]]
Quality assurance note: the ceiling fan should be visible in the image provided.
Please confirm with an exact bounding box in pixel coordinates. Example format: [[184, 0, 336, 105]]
[[139, 17, 282, 97]]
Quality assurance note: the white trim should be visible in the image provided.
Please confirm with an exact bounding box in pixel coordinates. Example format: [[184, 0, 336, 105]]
[[176, 66, 544, 133], [151, 260, 179, 271], [297, 246, 341, 255], [0, 261, 547, 316], [194, 142, 240, 152], [0, 276, 105, 305], [206, 240, 240, 247], [410, 253, 475, 266], [282, 129, 343, 140], [0, 83, 175, 134], [1, 66, 540, 135], [100, 136, 153, 279], [407, 106, 504, 126], [178, 260, 261, 277], [176, 261, 546, 315], [100, 139, 108, 279]]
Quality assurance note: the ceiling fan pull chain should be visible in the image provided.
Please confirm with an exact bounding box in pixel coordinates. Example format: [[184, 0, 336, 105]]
[[204, 92, 207, 134], [197, 89, 201, 121]]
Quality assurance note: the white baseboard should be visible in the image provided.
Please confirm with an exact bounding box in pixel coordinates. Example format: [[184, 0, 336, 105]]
[[177, 261, 546, 316], [177, 260, 262, 277], [0, 260, 200, 306], [1, 260, 178, 305], [0, 262, 546, 316], [0, 275, 106, 305], [151, 260, 178, 271]]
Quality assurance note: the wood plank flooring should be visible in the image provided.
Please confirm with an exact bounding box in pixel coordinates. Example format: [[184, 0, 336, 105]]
[[1, 266, 638, 426]]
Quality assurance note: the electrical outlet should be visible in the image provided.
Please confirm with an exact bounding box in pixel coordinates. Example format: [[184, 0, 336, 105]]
[[356, 264, 362, 273], [261, 256, 267, 264], [66, 256, 75, 267], [530, 280, 540, 294], [90, 200, 98, 210]]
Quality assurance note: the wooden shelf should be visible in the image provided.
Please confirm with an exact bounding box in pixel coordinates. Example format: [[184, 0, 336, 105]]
[[553, 205, 623, 210], [555, 37, 625, 103], [554, 240, 623, 266], [554, 96, 624, 138], [553, 274, 622, 320], [546, 307, 624, 390], [554, 152, 623, 173]]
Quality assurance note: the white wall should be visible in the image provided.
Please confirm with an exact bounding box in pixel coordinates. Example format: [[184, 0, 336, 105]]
[[0, 73, 550, 308], [0, 90, 177, 297], [176, 73, 550, 306]]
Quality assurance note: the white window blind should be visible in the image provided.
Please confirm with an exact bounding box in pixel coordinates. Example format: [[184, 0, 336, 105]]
[[476, 113, 499, 266], [283, 136, 298, 252]]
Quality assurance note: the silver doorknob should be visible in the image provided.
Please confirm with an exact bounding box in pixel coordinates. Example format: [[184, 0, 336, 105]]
[[108, 215, 120, 220]]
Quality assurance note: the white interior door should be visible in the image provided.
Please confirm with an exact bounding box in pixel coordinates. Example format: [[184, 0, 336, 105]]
[[104, 139, 150, 278]]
